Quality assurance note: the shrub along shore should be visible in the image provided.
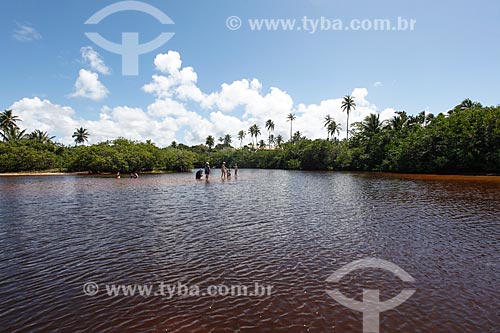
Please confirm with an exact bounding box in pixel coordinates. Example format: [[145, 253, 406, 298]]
[[1, 100, 500, 175]]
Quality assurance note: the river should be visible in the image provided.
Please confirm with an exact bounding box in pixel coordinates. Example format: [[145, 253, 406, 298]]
[[0, 170, 499, 332]]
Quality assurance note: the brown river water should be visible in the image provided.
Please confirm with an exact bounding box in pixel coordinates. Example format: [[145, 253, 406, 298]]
[[0, 170, 499, 332]]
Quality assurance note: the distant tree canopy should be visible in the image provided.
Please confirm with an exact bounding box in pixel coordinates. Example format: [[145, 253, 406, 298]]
[[1, 100, 500, 174]]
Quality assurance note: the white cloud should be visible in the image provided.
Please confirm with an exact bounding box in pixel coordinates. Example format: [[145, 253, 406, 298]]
[[10, 50, 399, 146], [81, 46, 110, 75], [69, 69, 109, 101], [154, 50, 182, 73], [373, 81, 382, 87], [12, 23, 42, 42], [10, 97, 78, 141]]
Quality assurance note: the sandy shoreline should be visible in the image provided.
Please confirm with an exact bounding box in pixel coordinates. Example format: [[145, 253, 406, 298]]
[[0, 172, 81, 177]]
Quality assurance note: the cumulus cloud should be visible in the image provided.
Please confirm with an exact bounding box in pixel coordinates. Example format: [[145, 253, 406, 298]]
[[69, 69, 109, 101], [81, 46, 110, 75], [12, 23, 42, 42], [10, 50, 398, 146]]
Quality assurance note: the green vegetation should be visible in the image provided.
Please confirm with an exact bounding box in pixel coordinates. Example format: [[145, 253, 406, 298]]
[[1, 98, 500, 175]]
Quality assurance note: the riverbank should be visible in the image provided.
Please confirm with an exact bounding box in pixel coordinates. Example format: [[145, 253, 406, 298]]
[[377, 172, 500, 183], [3, 170, 500, 183], [0, 170, 182, 177]]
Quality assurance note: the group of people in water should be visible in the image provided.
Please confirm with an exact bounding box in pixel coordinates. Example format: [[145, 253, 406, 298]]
[[195, 162, 238, 180], [114, 163, 237, 181], [115, 172, 139, 179]]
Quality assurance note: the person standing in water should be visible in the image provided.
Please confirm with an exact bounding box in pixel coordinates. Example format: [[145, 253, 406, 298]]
[[233, 164, 238, 176], [221, 161, 226, 179], [204, 162, 211, 180]]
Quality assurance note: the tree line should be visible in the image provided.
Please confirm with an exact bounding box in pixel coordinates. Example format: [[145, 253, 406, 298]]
[[1, 98, 499, 174]]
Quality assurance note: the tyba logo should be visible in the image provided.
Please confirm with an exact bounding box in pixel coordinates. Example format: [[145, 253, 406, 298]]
[[85, 1, 175, 76]]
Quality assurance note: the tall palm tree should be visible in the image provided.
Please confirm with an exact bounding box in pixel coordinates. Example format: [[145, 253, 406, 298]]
[[28, 130, 55, 144], [341, 95, 356, 140], [0, 109, 21, 130], [327, 121, 341, 141], [275, 134, 284, 148], [265, 119, 275, 148], [287, 113, 296, 142], [248, 125, 256, 148], [253, 124, 261, 146], [237, 130, 246, 148], [249, 124, 261, 148], [72, 127, 89, 145], [324, 114, 333, 140], [205, 135, 214, 150]]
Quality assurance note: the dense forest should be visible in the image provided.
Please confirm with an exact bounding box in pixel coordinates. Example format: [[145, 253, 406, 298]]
[[1, 98, 499, 175]]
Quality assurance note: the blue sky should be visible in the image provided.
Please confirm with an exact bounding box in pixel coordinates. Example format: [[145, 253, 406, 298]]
[[1, 0, 499, 145]]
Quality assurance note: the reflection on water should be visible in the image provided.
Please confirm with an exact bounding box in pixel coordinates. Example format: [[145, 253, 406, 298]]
[[0, 170, 499, 332]]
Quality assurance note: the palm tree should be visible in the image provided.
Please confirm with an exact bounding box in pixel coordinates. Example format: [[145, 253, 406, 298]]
[[28, 130, 55, 144], [268, 134, 275, 148], [72, 127, 89, 145], [258, 139, 266, 149], [265, 119, 275, 148], [248, 125, 256, 148], [389, 111, 408, 131], [0, 127, 27, 142], [287, 113, 296, 142], [362, 114, 384, 135], [0, 109, 21, 130], [327, 121, 341, 141], [205, 135, 214, 150], [249, 124, 261, 148], [275, 134, 284, 148], [291, 131, 302, 144], [223, 134, 232, 147], [324, 114, 333, 140], [341, 95, 356, 140], [237, 130, 246, 148], [254, 125, 261, 147]]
